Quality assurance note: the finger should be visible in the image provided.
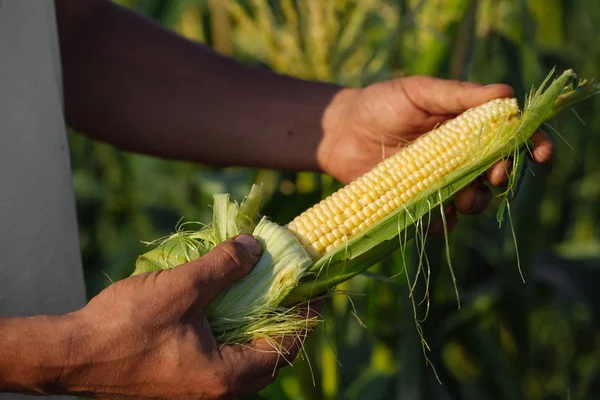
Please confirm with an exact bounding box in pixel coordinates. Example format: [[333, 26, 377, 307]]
[[401, 76, 514, 115], [420, 114, 455, 134], [251, 336, 304, 371], [486, 159, 513, 187], [235, 372, 280, 397], [530, 130, 554, 163], [453, 183, 493, 215], [220, 305, 320, 379], [427, 205, 458, 236], [173, 235, 263, 304], [485, 131, 551, 186], [219, 336, 300, 391]]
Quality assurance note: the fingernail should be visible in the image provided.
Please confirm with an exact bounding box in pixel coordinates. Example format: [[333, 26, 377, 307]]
[[234, 234, 263, 258]]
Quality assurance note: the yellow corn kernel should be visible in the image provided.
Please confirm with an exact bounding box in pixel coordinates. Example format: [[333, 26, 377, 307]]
[[287, 98, 519, 258]]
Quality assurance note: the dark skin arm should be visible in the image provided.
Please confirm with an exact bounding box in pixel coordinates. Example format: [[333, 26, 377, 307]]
[[55, 0, 339, 172], [54, 0, 553, 224], [0, 315, 75, 396]]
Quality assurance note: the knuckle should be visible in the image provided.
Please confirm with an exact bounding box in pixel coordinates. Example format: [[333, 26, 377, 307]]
[[458, 80, 476, 88], [218, 241, 251, 270], [208, 368, 236, 399], [412, 74, 433, 84]]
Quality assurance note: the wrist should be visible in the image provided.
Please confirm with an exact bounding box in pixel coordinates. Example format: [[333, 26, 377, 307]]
[[0, 313, 82, 396], [316, 86, 361, 175], [250, 76, 351, 173]]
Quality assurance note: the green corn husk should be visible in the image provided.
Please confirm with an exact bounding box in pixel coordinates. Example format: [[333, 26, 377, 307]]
[[132, 69, 599, 345], [205, 217, 313, 335], [134, 184, 319, 344]]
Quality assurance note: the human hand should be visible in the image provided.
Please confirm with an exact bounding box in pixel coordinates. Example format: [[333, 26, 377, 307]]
[[319, 75, 554, 233], [61, 235, 314, 400]]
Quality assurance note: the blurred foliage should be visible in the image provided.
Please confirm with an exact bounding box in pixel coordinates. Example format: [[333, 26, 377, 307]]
[[70, 0, 600, 399]]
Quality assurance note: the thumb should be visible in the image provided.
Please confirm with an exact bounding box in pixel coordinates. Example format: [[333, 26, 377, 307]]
[[402, 75, 514, 115], [174, 234, 263, 304]]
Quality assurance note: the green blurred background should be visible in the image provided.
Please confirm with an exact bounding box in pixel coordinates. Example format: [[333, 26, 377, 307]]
[[69, 1, 600, 399]]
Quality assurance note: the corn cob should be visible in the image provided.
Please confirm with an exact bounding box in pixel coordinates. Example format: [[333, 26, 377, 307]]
[[287, 98, 519, 258], [133, 69, 599, 345]]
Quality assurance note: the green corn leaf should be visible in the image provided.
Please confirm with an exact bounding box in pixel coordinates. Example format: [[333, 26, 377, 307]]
[[236, 183, 264, 234]]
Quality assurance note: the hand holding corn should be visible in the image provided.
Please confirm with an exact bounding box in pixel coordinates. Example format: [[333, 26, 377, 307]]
[[6, 235, 315, 399], [316, 75, 554, 234]]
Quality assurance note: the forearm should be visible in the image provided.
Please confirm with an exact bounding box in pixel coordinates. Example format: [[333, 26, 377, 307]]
[[57, 0, 346, 172], [0, 315, 76, 395]]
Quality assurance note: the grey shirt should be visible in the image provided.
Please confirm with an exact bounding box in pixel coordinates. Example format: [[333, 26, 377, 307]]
[[0, 1, 87, 398]]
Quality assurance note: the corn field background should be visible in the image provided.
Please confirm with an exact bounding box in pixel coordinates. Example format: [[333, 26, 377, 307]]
[[69, 1, 600, 399]]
